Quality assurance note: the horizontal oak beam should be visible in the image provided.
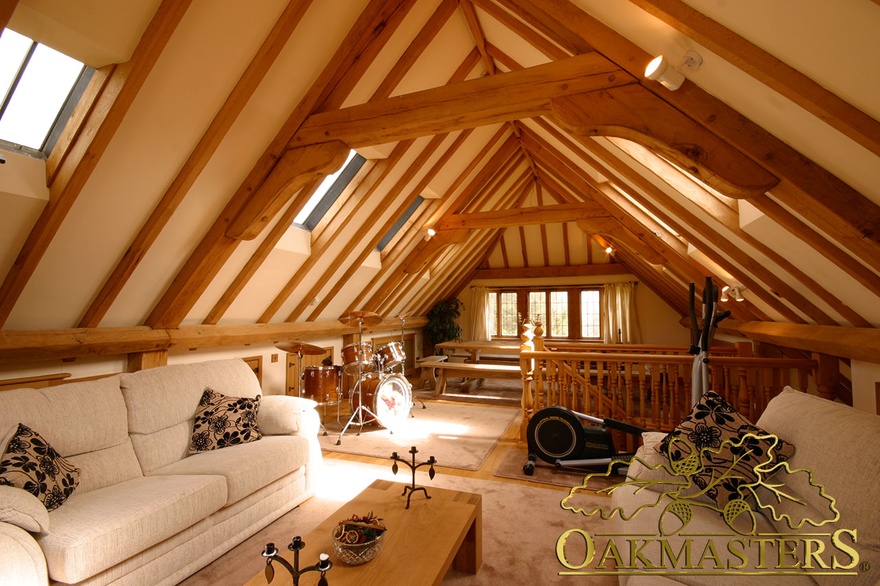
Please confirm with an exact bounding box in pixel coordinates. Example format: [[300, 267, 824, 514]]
[[289, 52, 635, 148], [436, 202, 609, 230], [721, 319, 880, 363], [0, 318, 427, 365]]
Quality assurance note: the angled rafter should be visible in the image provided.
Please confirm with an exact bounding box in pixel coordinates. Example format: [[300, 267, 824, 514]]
[[0, 0, 193, 329]]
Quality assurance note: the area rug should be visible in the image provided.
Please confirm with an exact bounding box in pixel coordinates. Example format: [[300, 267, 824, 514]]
[[180, 459, 617, 586], [493, 448, 628, 491], [318, 402, 519, 471]]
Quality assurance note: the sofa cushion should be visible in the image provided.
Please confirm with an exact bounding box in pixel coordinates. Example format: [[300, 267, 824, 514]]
[[120, 359, 263, 474], [626, 432, 715, 505], [757, 388, 880, 586], [258, 395, 317, 435], [0, 484, 50, 533], [0, 377, 142, 494], [189, 388, 262, 454], [0, 423, 80, 511], [151, 435, 309, 506], [658, 391, 795, 510], [38, 474, 226, 584]]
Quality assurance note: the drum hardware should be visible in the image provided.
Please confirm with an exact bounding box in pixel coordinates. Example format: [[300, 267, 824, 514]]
[[396, 313, 425, 411], [336, 311, 385, 445], [274, 341, 325, 398]]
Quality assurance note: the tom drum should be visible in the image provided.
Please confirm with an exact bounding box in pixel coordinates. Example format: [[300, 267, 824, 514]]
[[341, 342, 374, 375], [376, 341, 405, 371], [302, 366, 340, 404], [352, 374, 412, 430]]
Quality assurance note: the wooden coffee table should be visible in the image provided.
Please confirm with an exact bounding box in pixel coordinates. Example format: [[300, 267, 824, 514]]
[[245, 479, 482, 585]]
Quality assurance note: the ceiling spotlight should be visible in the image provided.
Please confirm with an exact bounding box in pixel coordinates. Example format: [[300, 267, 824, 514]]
[[424, 228, 436, 241], [720, 285, 745, 302], [644, 50, 702, 91], [604, 246, 614, 254]]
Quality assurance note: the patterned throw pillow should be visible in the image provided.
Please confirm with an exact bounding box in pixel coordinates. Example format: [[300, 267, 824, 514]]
[[189, 388, 262, 454], [658, 391, 795, 509], [0, 423, 81, 511]]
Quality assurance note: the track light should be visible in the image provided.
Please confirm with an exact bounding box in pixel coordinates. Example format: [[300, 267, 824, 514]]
[[720, 285, 745, 302], [644, 50, 702, 91]]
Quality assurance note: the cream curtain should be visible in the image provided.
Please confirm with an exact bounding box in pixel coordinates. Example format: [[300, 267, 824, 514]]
[[470, 286, 491, 342], [603, 282, 640, 344]]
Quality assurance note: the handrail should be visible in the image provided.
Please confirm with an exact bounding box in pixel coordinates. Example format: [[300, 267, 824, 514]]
[[518, 350, 818, 441]]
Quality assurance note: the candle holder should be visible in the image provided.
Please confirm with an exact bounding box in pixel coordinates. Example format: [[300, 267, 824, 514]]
[[261, 536, 332, 585], [390, 445, 436, 509]]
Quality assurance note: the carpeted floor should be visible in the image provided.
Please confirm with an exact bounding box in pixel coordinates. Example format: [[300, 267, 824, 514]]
[[492, 448, 626, 491], [179, 459, 618, 586], [318, 402, 519, 470]]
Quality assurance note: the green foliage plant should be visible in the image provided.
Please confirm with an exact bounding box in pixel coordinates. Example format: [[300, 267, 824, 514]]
[[424, 298, 463, 351]]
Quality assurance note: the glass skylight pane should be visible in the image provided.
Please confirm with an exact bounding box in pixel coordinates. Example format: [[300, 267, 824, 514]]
[[294, 150, 357, 225], [0, 42, 83, 150], [0, 30, 32, 106]]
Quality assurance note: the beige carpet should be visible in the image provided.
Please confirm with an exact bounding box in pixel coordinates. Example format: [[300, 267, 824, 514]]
[[318, 402, 519, 471], [180, 459, 617, 586], [493, 448, 627, 491]]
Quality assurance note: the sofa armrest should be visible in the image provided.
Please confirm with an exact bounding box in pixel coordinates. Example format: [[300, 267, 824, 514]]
[[0, 522, 48, 585], [258, 395, 318, 435]]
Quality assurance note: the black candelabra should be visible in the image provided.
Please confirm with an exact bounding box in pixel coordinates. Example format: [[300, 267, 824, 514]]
[[261, 536, 332, 585], [391, 445, 436, 509]]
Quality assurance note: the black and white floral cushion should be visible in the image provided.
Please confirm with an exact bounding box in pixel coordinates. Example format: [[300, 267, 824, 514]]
[[658, 391, 795, 508], [189, 388, 262, 454], [0, 423, 81, 511]]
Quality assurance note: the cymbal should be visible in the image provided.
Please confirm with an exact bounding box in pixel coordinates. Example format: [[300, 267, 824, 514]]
[[275, 341, 325, 355], [338, 310, 382, 327]]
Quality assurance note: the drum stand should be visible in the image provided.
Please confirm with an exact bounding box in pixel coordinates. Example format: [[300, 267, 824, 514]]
[[397, 314, 425, 411], [337, 316, 380, 445]]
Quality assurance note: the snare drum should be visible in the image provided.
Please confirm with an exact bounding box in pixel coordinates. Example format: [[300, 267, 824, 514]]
[[341, 342, 374, 375], [376, 341, 405, 370], [352, 374, 412, 430], [302, 366, 340, 404]]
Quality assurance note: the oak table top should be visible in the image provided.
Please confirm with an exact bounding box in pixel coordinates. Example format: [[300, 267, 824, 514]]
[[245, 479, 482, 586]]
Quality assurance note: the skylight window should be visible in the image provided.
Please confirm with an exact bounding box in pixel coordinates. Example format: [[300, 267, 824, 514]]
[[377, 196, 424, 251], [0, 29, 92, 156], [294, 150, 363, 229]]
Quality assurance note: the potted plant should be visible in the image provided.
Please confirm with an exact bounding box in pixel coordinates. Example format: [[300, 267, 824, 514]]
[[424, 298, 463, 353]]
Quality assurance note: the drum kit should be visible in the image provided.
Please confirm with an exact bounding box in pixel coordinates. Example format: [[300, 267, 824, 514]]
[[276, 310, 414, 446]]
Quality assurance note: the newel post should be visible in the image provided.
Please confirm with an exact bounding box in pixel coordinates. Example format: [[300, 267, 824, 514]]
[[813, 353, 839, 402]]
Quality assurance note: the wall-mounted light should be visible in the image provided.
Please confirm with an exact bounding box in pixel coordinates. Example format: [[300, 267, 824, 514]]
[[720, 285, 745, 302], [424, 228, 436, 241], [644, 50, 702, 91]]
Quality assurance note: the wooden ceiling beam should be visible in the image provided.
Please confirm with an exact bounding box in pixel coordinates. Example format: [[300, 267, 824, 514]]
[[289, 52, 635, 149], [721, 320, 880, 364], [436, 202, 609, 230], [0, 0, 192, 329], [144, 0, 414, 329], [79, 0, 313, 328], [0, 319, 425, 366], [516, 0, 880, 270], [551, 86, 779, 198], [472, 264, 629, 280], [629, 0, 880, 159]]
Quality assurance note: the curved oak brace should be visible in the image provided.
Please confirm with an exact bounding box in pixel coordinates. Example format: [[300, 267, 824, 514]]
[[552, 85, 779, 198], [576, 216, 665, 265], [226, 141, 349, 240], [402, 228, 470, 274]]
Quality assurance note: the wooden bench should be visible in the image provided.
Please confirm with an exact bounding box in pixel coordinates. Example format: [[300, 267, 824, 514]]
[[416, 355, 448, 390], [432, 361, 522, 396]]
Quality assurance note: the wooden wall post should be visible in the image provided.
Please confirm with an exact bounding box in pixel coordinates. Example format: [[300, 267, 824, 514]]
[[127, 350, 168, 372], [813, 352, 839, 402]]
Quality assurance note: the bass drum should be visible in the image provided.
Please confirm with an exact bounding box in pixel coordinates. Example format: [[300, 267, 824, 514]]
[[354, 374, 412, 430]]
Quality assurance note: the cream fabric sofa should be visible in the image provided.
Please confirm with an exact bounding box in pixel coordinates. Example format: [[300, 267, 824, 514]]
[[0, 358, 323, 586], [608, 388, 880, 585]]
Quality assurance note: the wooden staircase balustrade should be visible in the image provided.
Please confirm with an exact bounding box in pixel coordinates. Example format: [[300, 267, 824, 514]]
[[518, 351, 821, 440]]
